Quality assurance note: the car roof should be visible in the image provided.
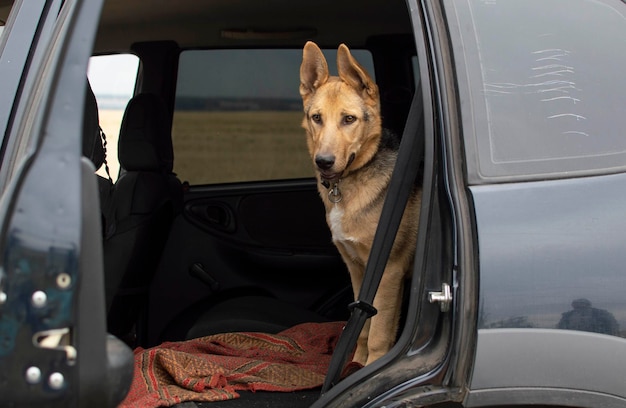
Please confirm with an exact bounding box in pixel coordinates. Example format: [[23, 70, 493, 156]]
[[94, 0, 412, 53]]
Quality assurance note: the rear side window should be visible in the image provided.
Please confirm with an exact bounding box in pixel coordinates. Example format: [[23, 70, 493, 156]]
[[172, 49, 375, 185], [0, 3, 9, 39], [87, 54, 139, 181], [451, 0, 626, 183]]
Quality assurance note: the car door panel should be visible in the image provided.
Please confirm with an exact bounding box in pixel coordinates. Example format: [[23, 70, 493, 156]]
[[147, 180, 351, 345], [184, 185, 334, 249]]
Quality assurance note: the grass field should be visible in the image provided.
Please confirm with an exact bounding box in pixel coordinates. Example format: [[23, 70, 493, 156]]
[[98, 110, 314, 184]]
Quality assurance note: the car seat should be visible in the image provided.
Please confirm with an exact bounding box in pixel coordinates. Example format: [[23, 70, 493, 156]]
[[103, 93, 183, 346], [184, 295, 336, 340], [82, 82, 105, 170]]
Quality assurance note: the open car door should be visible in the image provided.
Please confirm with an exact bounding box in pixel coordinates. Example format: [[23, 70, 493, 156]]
[[0, 1, 132, 406]]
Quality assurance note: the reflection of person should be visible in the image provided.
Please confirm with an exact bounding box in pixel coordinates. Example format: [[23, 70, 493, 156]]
[[557, 298, 619, 335]]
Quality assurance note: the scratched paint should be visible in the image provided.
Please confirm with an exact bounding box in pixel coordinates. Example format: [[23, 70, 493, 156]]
[[453, 0, 626, 180]]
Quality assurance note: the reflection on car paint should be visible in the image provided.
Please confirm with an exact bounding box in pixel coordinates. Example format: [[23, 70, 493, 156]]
[[472, 173, 626, 338], [557, 298, 619, 335]]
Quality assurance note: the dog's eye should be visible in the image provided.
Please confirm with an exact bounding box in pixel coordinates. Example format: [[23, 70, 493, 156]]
[[343, 115, 356, 125], [311, 113, 322, 123]]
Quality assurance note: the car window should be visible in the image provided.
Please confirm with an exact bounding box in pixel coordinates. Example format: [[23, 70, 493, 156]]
[[172, 48, 375, 185], [450, 0, 626, 183], [87, 53, 139, 181], [0, 5, 8, 39], [0, 0, 14, 39]]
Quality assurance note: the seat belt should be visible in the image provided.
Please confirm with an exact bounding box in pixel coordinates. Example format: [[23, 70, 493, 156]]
[[322, 87, 425, 392]]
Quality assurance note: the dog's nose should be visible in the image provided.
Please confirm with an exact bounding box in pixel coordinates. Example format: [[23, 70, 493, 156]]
[[315, 155, 335, 170]]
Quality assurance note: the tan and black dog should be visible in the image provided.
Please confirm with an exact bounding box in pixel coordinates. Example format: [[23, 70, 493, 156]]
[[299, 41, 421, 366]]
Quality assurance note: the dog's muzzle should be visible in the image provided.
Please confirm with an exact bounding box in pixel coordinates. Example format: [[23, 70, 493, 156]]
[[315, 154, 335, 171], [318, 152, 356, 189]]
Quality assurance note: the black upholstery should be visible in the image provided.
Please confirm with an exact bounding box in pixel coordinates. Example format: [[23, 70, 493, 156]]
[[117, 94, 175, 173], [104, 93, 183, 345], [185, 296, 332, 340], [82, 83, 105, 170], [83, 82, 115, 235]]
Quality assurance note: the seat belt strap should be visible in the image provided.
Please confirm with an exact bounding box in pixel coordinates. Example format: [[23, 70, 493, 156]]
[[322, 87, 425, 392]]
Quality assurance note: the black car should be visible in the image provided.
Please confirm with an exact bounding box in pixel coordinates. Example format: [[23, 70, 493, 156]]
[[1, 0, 625, 407]]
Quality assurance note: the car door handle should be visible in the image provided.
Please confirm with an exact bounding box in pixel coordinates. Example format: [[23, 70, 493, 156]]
[[188, 202, 235, 232]]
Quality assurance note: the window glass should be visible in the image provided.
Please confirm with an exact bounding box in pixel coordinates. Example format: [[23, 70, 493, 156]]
[[0, 0, 14, 39], [0, 4, 7, 38], [87, 54, 139, 181], [173, 49, 375, 185], [452, 0, 626, 182]]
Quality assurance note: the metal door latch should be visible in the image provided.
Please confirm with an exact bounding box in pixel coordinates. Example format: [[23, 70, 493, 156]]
[[33, 327, 77, 365], [428, 283, 452, 312]]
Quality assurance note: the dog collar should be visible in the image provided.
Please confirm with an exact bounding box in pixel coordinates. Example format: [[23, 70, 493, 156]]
[[328, 181, 342, 203], [321, 178, 342, 203]]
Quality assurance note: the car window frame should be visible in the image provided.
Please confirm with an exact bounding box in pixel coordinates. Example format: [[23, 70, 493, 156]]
[[0, 0, 58, 189]]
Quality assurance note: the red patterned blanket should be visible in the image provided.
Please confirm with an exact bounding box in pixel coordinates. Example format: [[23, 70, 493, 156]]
[[119, 321, 351, 407]]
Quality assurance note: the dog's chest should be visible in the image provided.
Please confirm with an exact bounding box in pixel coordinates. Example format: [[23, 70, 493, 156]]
[[328, 206, 348, 241], [328, 206, 362, 258]]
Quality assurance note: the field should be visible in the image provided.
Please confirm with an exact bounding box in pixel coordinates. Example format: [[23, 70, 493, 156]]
[[98, 110, 314, 184]]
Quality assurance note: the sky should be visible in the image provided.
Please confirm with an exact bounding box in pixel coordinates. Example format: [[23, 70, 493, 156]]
[[87, 54, 139, 97]]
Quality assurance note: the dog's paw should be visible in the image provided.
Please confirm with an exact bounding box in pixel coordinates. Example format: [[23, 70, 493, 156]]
[[341, 361, 364, 378], [365, 350, 387, 366]]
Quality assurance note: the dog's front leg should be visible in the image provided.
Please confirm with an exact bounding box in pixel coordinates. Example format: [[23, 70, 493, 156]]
[[355, 318, 371, 366], [365, 265, 405, 365], [349, 266, 370, 366], [339, 249, 369, 366]]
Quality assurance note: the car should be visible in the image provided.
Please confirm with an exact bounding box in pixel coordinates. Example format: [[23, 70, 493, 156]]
[[1, 0, 625, 407]]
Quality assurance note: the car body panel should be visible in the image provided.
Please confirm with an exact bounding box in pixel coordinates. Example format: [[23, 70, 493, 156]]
[[472, 174, 626, 336], [445, 0, 626, 405], [468, 173, 626, 404], [467, 329, 626, 407]]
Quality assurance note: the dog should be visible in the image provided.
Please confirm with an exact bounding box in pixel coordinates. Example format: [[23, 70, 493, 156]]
[[299, 41, 421, 366]]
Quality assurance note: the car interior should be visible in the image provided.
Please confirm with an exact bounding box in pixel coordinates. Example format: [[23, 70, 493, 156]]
[[2, 0, 425, 406], [85, 0, 420, 348], [5, 1, 626, 407]]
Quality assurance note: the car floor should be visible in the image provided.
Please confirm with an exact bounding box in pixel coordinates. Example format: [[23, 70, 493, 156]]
[[175, 389, 322, 408]]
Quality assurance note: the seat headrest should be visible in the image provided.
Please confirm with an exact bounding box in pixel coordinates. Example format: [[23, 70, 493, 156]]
[[83, 81, 105, 170], [118, 93, 173, 172]]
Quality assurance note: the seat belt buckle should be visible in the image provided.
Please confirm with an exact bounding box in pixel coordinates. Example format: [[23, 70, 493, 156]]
[[348, 300, 378, 317]]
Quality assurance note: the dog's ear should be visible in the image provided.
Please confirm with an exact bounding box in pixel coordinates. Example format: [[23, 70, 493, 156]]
[[337, 43, 378, 101], [300, 41, 329, 102]]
